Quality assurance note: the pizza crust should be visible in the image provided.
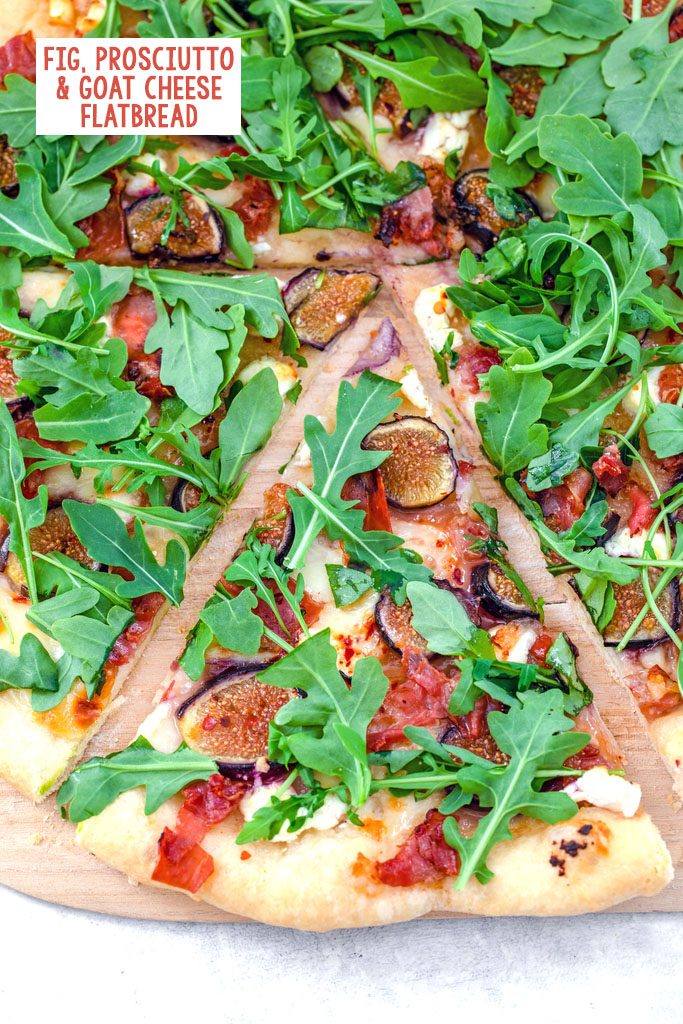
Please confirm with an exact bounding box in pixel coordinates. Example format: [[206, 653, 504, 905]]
[[77, 789, 673, 930], [650, 707, 683, 801]]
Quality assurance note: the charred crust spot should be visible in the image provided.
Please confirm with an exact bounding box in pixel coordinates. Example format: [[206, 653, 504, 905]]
[[577, 823, 593, 836]]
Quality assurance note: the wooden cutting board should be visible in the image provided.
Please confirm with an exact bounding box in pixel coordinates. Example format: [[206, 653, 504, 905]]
[[1, 292, 681, 923]]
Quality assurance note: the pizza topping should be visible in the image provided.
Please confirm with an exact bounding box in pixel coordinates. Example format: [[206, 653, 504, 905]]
[[374, 589, 430, 657], [177, 670, 298, 763], [563, 767, 641, 817], [591, 444, 629, 496], [497, 66, 544, 119], [125, 192, 224, 260], [471, 562, 538, 621], [603, 572, 680, 648], [152, 774, 248, 892], [374, 809, 460, 887], [1, 505, 101, 596], [0, 33, 37, 84], [345, 318, 401, 377], [283, 269, 380, 350], [452, 170, 537, 249], [362, 416, 458, 509]]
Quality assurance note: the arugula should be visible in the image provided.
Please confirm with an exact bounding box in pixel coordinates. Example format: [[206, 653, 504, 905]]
[[475, 350, 551, 476], [645, 404, 683, 459], [326, 564, 373, 608], [0, 635, 59, 695], [0, 401, 47, 604], [63, 500, 187, 606], [261, 630, 388, 807], [57, 737, 217, 822], [442, 690, 587, 888], [285, 371, 402, 569], [15, 341, 150, 444], [407, 581, 495, 659]]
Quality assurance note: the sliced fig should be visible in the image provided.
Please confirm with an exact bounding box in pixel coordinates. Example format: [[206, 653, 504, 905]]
[[125, 192, 223, 260], [375, 588, 430, 656], [603, 572, 680, 648], [170, 479, 203, 514], [1, 505, 102, 594], [253, 507, 294, 565], [453, 170, 537, 249], [362, 416, 457, 509], [471, 562, 537, 621], [177, 664, 298, 763], [283, 269, 380, 350], [497, 67, 544, 118], [0, 136, 17, 194]]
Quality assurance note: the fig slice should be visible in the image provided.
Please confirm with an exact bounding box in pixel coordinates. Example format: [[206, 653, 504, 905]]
[[375, 587, 430, 656], [453, 170, 537, 249], [283, 268, 380, 350], [125, 192, 223, 260], [603, 572, 680, 649], [1, 505, 102, 594], [362, 416, 457, 509], [177, 665, 298, 763], [471, 562, 537, 621], [170, 479, 203, 514]]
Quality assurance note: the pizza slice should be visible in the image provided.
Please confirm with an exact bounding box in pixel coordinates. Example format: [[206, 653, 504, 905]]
[[59, 318, 671, 929], [386, 194, 683, 796], [0, 257, 381, 800]]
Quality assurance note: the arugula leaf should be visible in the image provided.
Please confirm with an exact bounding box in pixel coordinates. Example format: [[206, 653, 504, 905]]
[[601, 1, 676, 87], [137, 269, 298, 356], [645, 403, 683, 458], [63, 500, 187, 605], [260, 631, 388, 806], [490, 26, 599, 68], [335, 41, 485, 112], [442, 690, 587, 887], [0, 401, 47, 604], [475, 350, 552, 475], [199, 589, 264, 655], [236, 779, 335, 845], [407, 580, 495, 659], [537, 0, 626, 40], [15, 342, 150, 444], [537, 115, 643, 217], [286, 371, 401, 568], [526, 444, 580, 491], [0, 164, 75, 258], [605, 41, 683, 155], [326, 565, 373, 608], [218, 368, 284, 494], [0, 74, 36, 148], [0, 634, 59, 694], [144, 296, 246, 417], [57, 737, 217, 822]]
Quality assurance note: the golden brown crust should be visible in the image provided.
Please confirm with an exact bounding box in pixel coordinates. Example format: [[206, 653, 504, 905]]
[[77, 790, 673, 930], [0, 1, 89, 44]]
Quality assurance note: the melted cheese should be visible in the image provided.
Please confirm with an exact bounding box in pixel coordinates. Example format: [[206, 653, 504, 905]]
[[138, 700, 182, 753], [413, 284, 463, 352], [604, 526, 671, 561], [238, 356, 298, 397], [563, 767, 641, 817], [313, 590, 379, 673], [18, 268, 71, 313], [622, 367, 664, 416], [302, 535, 345, 605]]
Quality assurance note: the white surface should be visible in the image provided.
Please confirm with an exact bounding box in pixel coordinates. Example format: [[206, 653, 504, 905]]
[[0, 885, 681, 1021]]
